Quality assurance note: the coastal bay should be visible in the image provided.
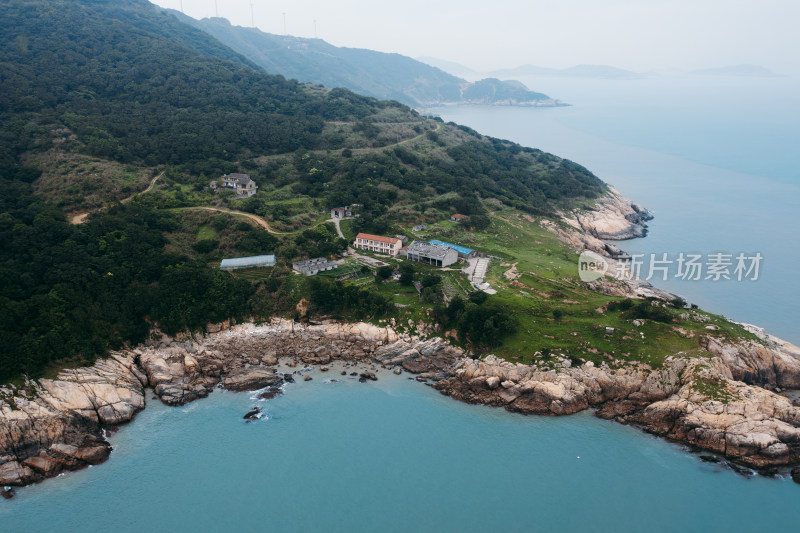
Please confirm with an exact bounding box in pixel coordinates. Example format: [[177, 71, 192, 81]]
[[3, 362, 800, 532]]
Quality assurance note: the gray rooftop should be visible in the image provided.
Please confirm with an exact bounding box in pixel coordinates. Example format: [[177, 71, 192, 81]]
[[406, 240, 452, 259], [220, 255, 275, 270], [224, 173, 252, 184]]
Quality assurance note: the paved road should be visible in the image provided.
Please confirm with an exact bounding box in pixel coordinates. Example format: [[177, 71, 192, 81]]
[[463, 257, 490, 286], [332, 217, 345, 238]]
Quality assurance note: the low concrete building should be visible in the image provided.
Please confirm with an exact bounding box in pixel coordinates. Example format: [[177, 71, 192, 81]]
[[331, 207, 352, 218], [395, 235, 409, 245], [293, 257, 337, 276], [354, 233, 403, 256], [411, 224, 428, 232], [220, 255, 275, 271], [403, 240, 458, 268], [450, 214, 469, 222]]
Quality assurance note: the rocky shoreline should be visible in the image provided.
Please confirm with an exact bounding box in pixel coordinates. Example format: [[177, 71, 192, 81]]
[[3, 317, 800, 494], [0, 320, 462, 493]]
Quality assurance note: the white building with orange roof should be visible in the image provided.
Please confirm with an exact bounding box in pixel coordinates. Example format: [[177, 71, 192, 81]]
[[354, 233, 403, 256]]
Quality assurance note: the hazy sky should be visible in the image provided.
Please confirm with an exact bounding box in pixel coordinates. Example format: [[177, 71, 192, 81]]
[[152, 0, 800, 74]]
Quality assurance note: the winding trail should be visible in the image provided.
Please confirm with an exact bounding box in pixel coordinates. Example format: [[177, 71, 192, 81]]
[[122, 172, 162, 204], [178, 206, 335, 236], [259, 122, 442, 161], [69, 171, 164, 224]]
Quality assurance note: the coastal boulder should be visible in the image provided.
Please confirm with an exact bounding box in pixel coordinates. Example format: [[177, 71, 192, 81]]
[[49, 443, 111, 466], [223, 368, 283, 392], [0, 461, 37, 486], [23, 455, 63, 477]]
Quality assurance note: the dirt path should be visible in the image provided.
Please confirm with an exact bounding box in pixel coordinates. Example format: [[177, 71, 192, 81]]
[[331, 217, 345, 239], [69, 212, 90, 225], [181, 206, 286, 234], [180, 206, 336, 236], [122, 171, 163, 204], [259, 122, 442, 161], [69, 171, 164, 224]]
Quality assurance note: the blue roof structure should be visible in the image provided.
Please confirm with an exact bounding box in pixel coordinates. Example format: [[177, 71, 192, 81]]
[[428, 240, 473, 256], [220, 255, 276, 270]]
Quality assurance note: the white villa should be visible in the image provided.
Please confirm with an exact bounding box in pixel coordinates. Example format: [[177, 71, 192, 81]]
[[354, 233, 403, 256]]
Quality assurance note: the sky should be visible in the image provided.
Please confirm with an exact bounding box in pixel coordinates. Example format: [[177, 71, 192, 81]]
[[151, 0, 800, 74]]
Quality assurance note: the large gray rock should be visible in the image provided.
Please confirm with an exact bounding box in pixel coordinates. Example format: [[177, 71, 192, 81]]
[[223, 368, 283, 392], [49, 443, 110, 465], [0, 461, 37, 486], [23, 455, 63, 476]]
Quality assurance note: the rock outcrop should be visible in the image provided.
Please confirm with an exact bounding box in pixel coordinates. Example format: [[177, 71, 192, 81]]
[[0, 352, 145, 487], [562, 186, 653, 240], [434, 334, 800, 471]]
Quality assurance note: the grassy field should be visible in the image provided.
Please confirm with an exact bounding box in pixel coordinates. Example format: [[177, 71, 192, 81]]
[[196, 224, 218, 241], [332, 209, 761, 368]]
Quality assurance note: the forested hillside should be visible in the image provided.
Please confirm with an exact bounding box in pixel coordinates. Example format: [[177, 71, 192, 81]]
[[0, 0, 606, 381], [169, 13, 560, 108]]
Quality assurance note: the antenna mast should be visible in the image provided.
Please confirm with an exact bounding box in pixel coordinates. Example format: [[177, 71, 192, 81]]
[[215, 0, 219, 18], [314, 18, 317, 39], [282, 12, 287, 35], [250, 2, 255, 27]]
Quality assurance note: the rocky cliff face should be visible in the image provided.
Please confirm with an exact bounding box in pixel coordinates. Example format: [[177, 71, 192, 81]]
[[0, 320, 462, 488], [562, 186, 653, 241]]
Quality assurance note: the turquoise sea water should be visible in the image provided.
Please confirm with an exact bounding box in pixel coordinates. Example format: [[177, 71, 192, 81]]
[[2, 368, 799, 532], [434, 75, 800, 345]]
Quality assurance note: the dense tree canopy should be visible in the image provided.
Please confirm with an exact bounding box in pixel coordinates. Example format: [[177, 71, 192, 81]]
[[0, 172, 254, 381]]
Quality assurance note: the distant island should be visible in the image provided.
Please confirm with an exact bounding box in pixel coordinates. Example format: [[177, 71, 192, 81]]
[[166, 13, 566, 108]]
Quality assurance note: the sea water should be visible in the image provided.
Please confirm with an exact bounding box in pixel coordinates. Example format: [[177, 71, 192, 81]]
[[2, 369, 799, 532], [434, 74, 800, 345]]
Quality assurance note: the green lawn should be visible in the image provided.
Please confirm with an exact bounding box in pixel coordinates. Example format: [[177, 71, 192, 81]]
[[196, 224, 218, 241]]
